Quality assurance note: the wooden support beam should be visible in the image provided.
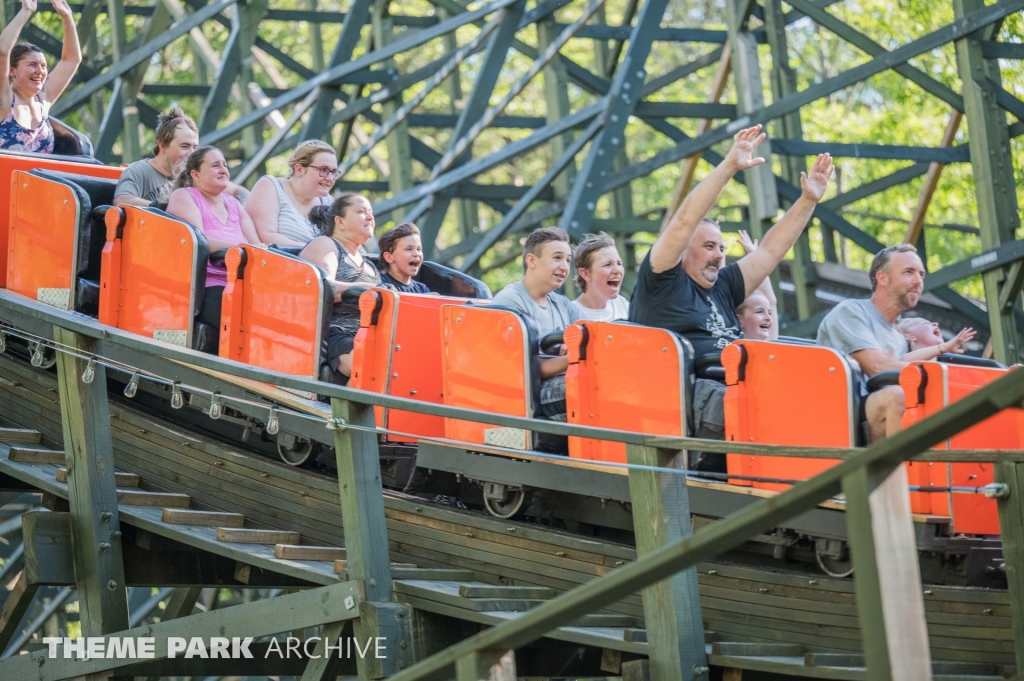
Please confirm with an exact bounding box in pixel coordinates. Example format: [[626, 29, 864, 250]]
[[842, 463, 931, 680], [659, 44, 731, 234], [995, 460, 1024, 666], [626, 445, 707, 681], [765, 0, 816, 320], [330, 398, 405, 678], [53, 328, 131, 659], [904, 110, 963, 245], [299, 620, 350, 681], [727, 0, 782, 306], [372, 0, 413, 218], [0, 572, 39, 655]]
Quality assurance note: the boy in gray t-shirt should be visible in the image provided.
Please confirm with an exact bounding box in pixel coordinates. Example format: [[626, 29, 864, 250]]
[[491, 228, 580, 444]]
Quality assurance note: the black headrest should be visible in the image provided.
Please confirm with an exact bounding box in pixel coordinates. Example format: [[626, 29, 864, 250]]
[[49, 115, 95, 157], [269, 244, 304, 257], [416, 261, 492, 299]]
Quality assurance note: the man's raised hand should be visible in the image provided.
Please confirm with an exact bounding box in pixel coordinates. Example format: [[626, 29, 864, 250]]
[[51, 0, 73, 18], [800, 153, 834, 203], [726, 125, 767, 172], [21, 0, 37, 14]]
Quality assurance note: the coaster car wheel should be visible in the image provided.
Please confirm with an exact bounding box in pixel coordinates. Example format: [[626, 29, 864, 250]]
[[482, 481, 528, 519]]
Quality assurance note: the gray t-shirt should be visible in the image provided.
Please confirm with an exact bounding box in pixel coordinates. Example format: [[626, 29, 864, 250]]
[[114, 159, 173, 204], [817, 298, 908, 369], [492, 280, 579, 339]]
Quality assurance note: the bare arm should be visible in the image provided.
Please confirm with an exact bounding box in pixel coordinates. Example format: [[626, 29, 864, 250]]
[[649, 125, 766, 273], [737, 153, 833, 298], [245, 177, 305, 246], [226, 182, 249, 204], [0, 2, 35, 117], [113, 194, 152, 207], [236, 198, 262, 245], [300, 236, 365, 302], [539, 353, 569, 379], [851, 348, 907, 377], [41, 0, 81, 104], [902, 327, 976, 362], [166, 189, 241, 251]]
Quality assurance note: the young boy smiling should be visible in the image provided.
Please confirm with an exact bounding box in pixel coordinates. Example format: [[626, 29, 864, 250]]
[[378, 223, 431, 294]]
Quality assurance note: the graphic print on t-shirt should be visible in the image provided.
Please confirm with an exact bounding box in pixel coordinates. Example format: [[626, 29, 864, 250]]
[[705, 299, 741, 350]]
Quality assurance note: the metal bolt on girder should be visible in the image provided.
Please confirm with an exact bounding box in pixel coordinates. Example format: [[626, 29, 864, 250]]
[[107, 580, 118, 590]]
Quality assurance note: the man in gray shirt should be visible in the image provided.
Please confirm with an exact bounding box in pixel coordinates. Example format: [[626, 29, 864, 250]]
[[493, 227, 579, 427], [818, 244, 929, 443], [114, 107, 248, 206]]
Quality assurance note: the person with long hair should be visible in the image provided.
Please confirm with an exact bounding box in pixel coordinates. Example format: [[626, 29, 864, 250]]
[[300, 194, 381, 381], [571, 232, 629, 321], [245, 139, 338, 246], [0, 0, 81, 153], [166, 146, 262, 333]]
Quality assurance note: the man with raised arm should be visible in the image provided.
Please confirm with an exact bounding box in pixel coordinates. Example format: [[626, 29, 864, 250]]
[[629, 125, 834, 461]]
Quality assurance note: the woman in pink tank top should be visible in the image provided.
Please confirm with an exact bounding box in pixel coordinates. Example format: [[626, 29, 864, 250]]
[[166, 146, 263, 337]]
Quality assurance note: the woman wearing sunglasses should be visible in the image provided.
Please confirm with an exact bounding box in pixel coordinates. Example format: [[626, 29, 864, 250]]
[[245, 140, 340, 247]]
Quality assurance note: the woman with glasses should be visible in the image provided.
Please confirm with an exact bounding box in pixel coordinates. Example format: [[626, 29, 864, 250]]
[[245, 140, 339, 247]]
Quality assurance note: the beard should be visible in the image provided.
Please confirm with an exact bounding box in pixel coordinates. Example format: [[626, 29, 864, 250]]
[[701, 262, 722, 284], [895, 289, 921, 312]]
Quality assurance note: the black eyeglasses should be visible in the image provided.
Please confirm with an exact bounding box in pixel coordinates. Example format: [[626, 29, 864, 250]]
[[306, 164, 342, 180]]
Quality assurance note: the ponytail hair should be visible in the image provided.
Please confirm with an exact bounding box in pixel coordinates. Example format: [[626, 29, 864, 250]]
[[172, 145, 219, 191], [309, 193, 363, 237]]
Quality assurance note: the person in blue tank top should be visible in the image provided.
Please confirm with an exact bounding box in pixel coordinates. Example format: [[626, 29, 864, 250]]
[[0, 0, 81, 153]]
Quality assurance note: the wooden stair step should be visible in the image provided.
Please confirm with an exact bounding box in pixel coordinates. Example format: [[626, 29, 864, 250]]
[[333, 560, 416, 574], [568, 614, 635, 628], [458, 585, 555, 600], [161, 508, 245, 528], [391, 568, 474, 581], [274, 544, 346, 561], [0, 428, 42, 444], [118, 490, 191, 508], [466, 598, 546, 612], [803, 653, 863, 668], [713, 642, 804, 657], [57, 468, 139, 487], [217, 528, 300, 544], [9, 446, 63, 465], [622, 628, 646, 643]]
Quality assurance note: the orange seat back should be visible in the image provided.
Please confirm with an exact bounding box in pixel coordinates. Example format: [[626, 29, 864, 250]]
[[98, 206, 207, 346], [723, 340, 855, 491], [901, 361, 1023, 535], [441, 305, 535, 449], [564, 321, 690, 463], [0, 154, 120, 288], [7, 170, 81, 309], [219, 245, 330, 380], [351, 291, 472, 442]]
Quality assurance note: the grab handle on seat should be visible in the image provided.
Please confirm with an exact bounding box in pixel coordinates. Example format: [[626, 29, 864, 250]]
[[208, 249, 229, 268], [695, 352, 724, 380], [540, 331, 564, 356], [866, 370, 902, 393], [342, 286, 370, 305]]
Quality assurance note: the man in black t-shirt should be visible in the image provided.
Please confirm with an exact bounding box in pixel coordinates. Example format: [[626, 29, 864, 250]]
[[629, 125, 834, 465]]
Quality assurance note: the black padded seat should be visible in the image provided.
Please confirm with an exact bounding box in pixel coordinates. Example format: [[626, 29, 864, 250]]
[[50, 116, 94, 157], [416, 261, 491, 299]]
